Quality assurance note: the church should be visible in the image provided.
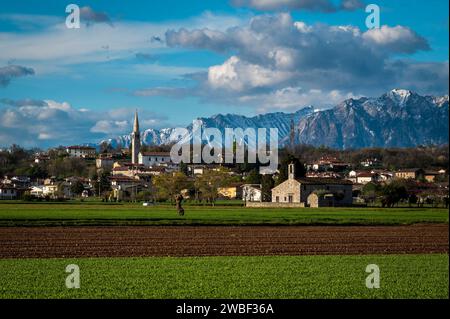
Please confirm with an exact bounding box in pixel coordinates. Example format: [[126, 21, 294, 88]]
[[271, 164, 353, 207], [130, 110, 172, 167]]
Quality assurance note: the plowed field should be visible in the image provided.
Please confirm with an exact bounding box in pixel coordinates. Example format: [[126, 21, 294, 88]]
[[0, 224, 447, 258]]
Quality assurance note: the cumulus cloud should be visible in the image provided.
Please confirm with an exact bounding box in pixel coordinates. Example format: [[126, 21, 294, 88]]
[[208, 56, 294, 91], [0, 65, 34, 87], [156, 13, 447, 110], [80, 6, 113, 27], [231, 0, 365, 12], [363, 25, 430, 54], [0, 99, 168, 148], [340, 0, 365, 11]]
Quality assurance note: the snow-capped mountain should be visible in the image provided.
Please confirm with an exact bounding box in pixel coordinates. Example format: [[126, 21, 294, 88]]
[[101, 107, 314, 148], [295, 89, 449, 149], [100, 90, 449, 150]]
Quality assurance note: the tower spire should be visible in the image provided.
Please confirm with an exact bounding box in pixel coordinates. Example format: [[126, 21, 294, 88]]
[[131, 109, 141, 164], [133, 109, 140, 133]]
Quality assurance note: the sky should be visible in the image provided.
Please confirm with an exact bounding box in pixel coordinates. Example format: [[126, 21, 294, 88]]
[[0, 0, 448, 148]]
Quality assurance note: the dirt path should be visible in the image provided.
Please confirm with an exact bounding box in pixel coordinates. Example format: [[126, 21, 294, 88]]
[[0, 224, 447, 258]]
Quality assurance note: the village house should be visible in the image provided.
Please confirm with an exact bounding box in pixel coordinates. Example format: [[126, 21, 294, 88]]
[[424, 171, 441, 183], [112, 162, 165, 179], [395, 168, 425, 180], [217, 183, 243, 200], [34, 154, 50, 164], [271, 164, 353, 207], [0, 184, 18, 200], [371, 170, 394, 181], [306, 171, 343, 179], [66, 146, 96, 158], [347, 171, 381, 185], [360, 158, 380, 167], [307, 156, 349, 172], [139, 152, 172, 167], [109, 175, 147, 201], [2, 175, 31, 188], [30, 186, 44, 197], [96, 155, 114, 171], [242, 184, 262, 202]]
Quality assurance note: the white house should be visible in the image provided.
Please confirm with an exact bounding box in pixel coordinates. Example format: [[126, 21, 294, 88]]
[[242, 184, 262, 202], [0, 184, 18, 200], [139, 152, 171, 167], [30, 186, 44, 197], [67, 146, 96, 158], [96, 157, 114, 170]]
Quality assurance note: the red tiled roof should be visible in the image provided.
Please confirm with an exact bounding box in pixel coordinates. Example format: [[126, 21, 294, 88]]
[[67, 146, 96, 150], [140, 152, 171, 157], [296, 178, 353, 185]]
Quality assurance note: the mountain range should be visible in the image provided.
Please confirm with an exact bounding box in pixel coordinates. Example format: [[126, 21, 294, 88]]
[[100, 89, 449, 150]]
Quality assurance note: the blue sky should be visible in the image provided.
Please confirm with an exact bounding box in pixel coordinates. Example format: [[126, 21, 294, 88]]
[[0, 0, 448, 148]]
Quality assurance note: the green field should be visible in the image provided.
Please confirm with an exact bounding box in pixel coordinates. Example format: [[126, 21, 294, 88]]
[[0, 255, 447, 299], [0, 203, 447, 226]]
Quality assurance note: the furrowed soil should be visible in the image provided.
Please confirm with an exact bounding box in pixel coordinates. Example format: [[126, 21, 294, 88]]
[[0, 224, 447, 258]]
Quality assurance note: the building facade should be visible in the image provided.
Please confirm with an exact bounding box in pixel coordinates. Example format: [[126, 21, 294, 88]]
[[66, 146, 96, 158], [139, 152, 171, 167], [271, 164, 353, 207], [242, 184, 262, 202]]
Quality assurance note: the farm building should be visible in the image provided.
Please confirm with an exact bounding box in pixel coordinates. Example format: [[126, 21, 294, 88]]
[[271, 164, 353, 207]]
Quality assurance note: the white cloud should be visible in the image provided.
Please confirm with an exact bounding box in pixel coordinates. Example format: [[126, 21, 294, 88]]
[[363, 25, 430, 53], [232, 0, 365, 12], [0, 64, 34, 86], [158, 13, 447, 109], [0, 99, 168, 147], [0, 11, 246, 72], [208, 55, 293, 91], [90, 120, 129, 134]]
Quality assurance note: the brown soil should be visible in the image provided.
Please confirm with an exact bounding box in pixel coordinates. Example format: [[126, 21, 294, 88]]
[[0, 224, 448, 258]]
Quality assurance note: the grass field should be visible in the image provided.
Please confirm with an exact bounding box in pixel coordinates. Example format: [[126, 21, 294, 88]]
[[0, 202, 448, 226], [0, 254, 447, 299]]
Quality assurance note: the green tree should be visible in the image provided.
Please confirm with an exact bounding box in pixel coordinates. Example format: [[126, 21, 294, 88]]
[[92, 172, 111, 197], [153, 172, 190, 202], [245, 168, 261, 184], [380, 180, 408, 208], [361, 182, 382, 205], [276, 154, 306, 185], [70, 181, 85, 197], [194, 168, 233, 205], [261, 174, 275, 202]]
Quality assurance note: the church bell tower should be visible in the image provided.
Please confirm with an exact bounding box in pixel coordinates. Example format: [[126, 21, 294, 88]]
[[131, 110, 140, 164]]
